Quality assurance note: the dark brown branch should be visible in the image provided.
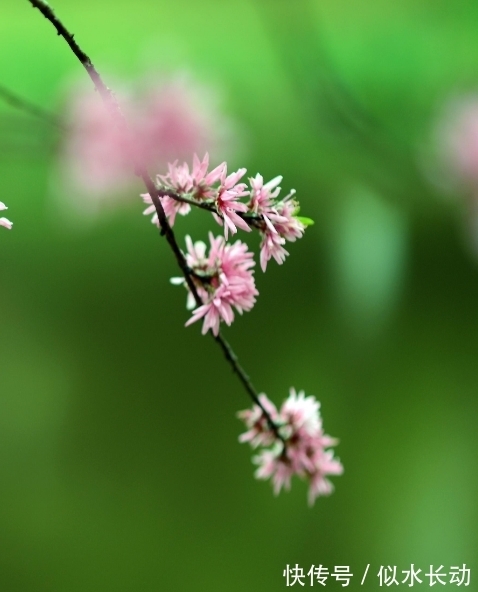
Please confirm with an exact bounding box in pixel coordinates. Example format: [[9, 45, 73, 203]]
[[29, 1, 114, 109], [156, 188, 265, 229], [27, 0, 283, 443], [214, 332, 284, 442]]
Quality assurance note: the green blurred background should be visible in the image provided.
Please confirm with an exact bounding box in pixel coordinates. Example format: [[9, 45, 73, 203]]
[[1, 0, 477, 589]]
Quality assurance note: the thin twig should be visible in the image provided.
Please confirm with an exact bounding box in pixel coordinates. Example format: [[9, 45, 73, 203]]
[[156, 188, 264, 228], [27, 0, 283, 442], [0, 83, 64, 129]]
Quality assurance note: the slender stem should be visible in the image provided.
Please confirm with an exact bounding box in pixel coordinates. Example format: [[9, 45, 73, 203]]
[[156, 188, 264, 228], [29, 1, 114, 109], [214, 332, 284, 442], [165, 191, 217, 213], [27, 0, 283, 442], [0, 83, 64, 129]]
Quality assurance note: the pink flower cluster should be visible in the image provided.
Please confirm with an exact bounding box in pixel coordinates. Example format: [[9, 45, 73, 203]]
[[238, 389, 343, 506], [143, 154, 311, 270], [171, 232, 258, 336], [0, 202, 12, 230]]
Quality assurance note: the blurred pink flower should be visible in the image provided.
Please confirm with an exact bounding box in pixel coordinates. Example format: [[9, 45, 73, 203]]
[[135, 77, 230, 167], [428, 94, 478, 255], [237, 394, 279, 448], [434, 95, 478, 186], [172, 232, 258, 335], [0, 202, 12, 229], [62, 89, 134, 197], [238, 388, 343, 506], [58, 75, 237, 216]]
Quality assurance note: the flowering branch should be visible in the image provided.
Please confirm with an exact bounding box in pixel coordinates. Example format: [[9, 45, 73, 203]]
[[155, 188, 264, 228], [26, 0, 283, 442], [27, 0, 201, 307], [153, 185, 301, 236], [25, 0, 342, 503]]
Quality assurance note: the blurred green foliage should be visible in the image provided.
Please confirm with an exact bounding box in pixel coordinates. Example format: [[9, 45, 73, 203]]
[[0, 0, 477, 590]]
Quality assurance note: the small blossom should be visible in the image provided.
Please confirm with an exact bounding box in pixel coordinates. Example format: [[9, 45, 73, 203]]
[[237, 394, 279, 448], [190, 153, 226, 198], [173, 232, 258, 335], [0, 202, 12, 229], [273, 198, 305, 242], [248, 174, 307, 271], [157, 153, 225, 200], [254, 444, 295, 495], [280, 388, 322, 436], [260, 230, 288, 271], [215, 166, 251, 239], [141, 192, 191, 228], [249, 173, 283, 232], [238, 388, 343, 506]]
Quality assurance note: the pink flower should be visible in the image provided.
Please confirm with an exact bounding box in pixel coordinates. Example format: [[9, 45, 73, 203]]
[[254, 445, 295, 495], [215, 166, 251, 239], [248, 174, 307, 271], [238, 388, 343, 506], [141, 192, 191, 227], [280, 388, 322, 436], [142, 159, 310, 271], [259, 231, 288, 272], [249, 173, 283, 232], [0, 202, 12, 230], [258, 198, 306, 271], [157, 153, 225, 199], [237, 394, 279, 448], [142, 153, 224, 228], [154, 155, 251, 238], [173, 232, 258, 335], [190, 153, 225, 197], [272, 198, 306, 242]]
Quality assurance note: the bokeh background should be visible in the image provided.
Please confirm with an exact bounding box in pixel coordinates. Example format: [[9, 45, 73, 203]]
[[1, 0, 477, 589]]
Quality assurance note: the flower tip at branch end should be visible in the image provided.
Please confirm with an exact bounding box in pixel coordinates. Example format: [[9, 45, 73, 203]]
[[238, 389, 343, 506]]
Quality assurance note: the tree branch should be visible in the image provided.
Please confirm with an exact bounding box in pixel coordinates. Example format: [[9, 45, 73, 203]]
[[27, 0, 283, 443], [155, 188, 264, 229]]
